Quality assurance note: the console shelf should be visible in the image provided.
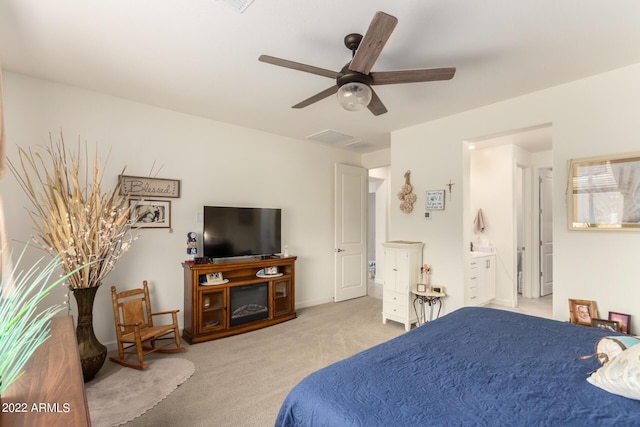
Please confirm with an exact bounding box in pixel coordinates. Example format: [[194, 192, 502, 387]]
[[182, 256, 297, 344]]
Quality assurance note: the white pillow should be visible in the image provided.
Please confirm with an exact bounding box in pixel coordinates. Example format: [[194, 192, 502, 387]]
[[588, 342, 640, 400], [595, 336, 640, 365]]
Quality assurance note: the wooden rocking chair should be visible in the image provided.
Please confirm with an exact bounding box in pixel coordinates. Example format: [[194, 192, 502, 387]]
[[110, 280, 184, 369]]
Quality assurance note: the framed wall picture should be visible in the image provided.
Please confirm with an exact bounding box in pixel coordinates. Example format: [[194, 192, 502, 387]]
[[591, 318, 620, 332], [567, 151, 640, 231], [568, 299, 598, 326], [425, 190, 445, 210], [130, 199, 171, 229], [119, 175, 181, 198], [608, 311, 631, 334]]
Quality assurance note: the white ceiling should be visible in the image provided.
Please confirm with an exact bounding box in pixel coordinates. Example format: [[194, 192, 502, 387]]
[[1, 0, 640, 153]]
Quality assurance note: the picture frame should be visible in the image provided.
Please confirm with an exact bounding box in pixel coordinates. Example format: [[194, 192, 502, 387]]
[[206, 272, 223, 283], [608, 311, 631, 334], [417, 283, 427, 293], [425, 190, 445, 210], [129, 199, 171, 228], [264, 266, 278, 275], [119, 175, 181, 198], [591, 318, 620, 332], [567, 151, 640, 231], [568, 299, 598, 326]]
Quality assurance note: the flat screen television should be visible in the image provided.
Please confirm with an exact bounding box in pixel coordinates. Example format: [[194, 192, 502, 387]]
[[203, 206, 282, 259]]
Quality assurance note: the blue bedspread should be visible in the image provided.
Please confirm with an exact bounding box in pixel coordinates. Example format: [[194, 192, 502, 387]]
[[276, 307, 640, 426]]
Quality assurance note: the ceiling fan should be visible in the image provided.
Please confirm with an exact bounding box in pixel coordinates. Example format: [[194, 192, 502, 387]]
[[258, 11, 456, 116]]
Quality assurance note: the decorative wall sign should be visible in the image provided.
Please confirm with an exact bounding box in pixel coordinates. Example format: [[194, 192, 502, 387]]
[[129, 199, 171, 228], [119, 175, 181, 198], [425, 190, 445, 210]]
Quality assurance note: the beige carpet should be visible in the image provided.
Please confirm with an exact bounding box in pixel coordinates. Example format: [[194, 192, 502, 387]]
[[118, 296, 405, 427], [86, 358, 195, 427]]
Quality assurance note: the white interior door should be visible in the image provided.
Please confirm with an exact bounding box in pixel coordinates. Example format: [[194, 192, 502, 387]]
[[334, 163, 367, 302], [540, 168, 553, 296]]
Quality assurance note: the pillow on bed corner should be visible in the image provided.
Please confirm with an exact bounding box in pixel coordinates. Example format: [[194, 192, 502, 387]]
[[595, 336, 640, 365], [588, 342, 640, 400]]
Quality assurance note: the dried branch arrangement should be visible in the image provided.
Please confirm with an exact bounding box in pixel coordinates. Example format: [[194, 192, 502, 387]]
[[8, 134, 137, 288]]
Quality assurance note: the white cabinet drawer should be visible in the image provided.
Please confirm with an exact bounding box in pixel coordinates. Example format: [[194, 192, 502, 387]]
[[383, 289, 407, 304], [383, 300, 409, 318], [468, 285, 478, 302]]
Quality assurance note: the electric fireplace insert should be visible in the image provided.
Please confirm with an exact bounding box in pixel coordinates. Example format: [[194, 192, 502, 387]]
[[229, 282, 269, 326]]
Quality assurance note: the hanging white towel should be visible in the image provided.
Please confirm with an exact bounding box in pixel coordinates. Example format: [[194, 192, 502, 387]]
[[473, 208, 485, 234]]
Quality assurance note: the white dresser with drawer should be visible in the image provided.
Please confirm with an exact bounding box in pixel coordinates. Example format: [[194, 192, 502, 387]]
[[382, 241, 423, 331]]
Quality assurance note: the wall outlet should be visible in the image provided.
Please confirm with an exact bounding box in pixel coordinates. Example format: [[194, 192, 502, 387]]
[[425, 211, 432, 220]]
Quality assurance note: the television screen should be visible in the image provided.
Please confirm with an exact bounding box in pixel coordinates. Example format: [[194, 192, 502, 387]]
[[203, 206, 281, 259]]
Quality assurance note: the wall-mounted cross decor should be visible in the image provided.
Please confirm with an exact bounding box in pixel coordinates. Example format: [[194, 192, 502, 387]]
[[446, 180, 455, 200]]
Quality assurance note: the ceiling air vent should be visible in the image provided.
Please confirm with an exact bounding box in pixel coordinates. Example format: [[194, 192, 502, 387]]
[[305, 129, 354, 145], [216, 0, 255, 13], [344, 140, 374, 151]]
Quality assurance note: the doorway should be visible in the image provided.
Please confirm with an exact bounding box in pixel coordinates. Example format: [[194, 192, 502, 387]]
[[368, 166, 390, 299], [467, 125, 553, 312]]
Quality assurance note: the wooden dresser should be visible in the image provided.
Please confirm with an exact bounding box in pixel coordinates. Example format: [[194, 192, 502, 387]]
[[1, 316, 91, 427]]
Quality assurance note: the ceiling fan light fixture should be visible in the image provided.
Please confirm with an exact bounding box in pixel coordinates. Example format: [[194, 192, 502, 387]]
[[337, 82, 372, 111]]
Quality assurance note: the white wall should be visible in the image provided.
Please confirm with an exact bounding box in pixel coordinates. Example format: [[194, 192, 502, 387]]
[[362, 148, 390, 170], [0, 72, 361, 346], [391, 63, 640, 333]]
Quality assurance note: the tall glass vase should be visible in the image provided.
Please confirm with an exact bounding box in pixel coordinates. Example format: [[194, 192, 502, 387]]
[[72, 285, 107, 382]]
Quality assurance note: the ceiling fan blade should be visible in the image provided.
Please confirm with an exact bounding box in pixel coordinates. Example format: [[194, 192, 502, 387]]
[[259, 55, 339, 79], [371, 67, 456, 85], [349, 11, 398, 75], [292, 85, 338, 109], [367, 89, 387, 116]]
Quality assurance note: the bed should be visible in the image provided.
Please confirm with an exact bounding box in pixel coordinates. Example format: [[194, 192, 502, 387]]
[[276, 307, 640, 426]]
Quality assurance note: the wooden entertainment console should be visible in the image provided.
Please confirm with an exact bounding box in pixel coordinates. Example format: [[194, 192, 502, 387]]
[[182, 256, 296, 344]]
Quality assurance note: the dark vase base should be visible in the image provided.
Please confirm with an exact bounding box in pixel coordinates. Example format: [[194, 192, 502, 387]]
[[79, 348, 107, 382], [72, 285, 108, 382]]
